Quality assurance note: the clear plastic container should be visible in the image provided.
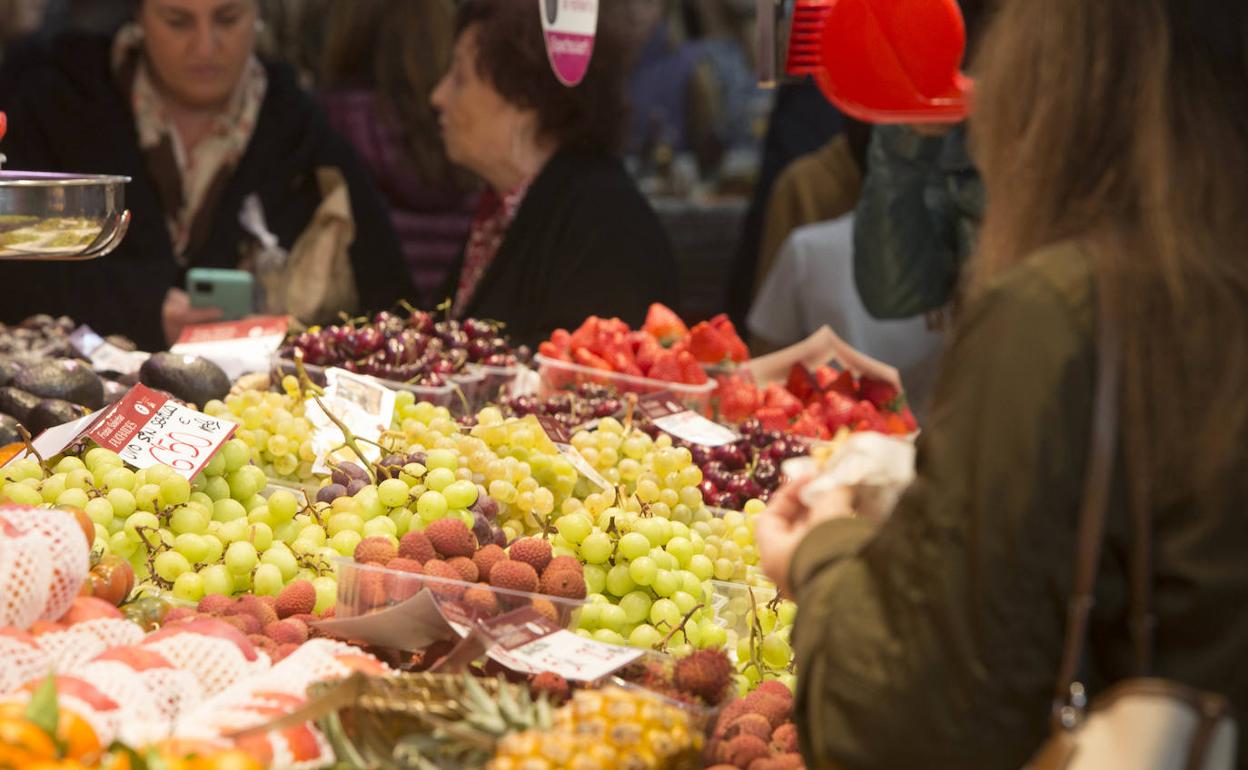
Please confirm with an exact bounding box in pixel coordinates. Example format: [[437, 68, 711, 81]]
[[272, 356, 484, 416], [335, 558, 586, 636], [709, 579, 778, 657], [463, 363, 538, 411], [534, 354, 718, 414]]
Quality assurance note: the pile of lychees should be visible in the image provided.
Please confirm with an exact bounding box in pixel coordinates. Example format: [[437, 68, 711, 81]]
[[620, 648, 736, 709], [350, 520, 588, 621], [161, 579, 329, 664], [706, 681, 804, 770]]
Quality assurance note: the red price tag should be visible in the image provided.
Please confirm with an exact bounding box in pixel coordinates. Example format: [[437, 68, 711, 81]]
[[86, 384, 237, 479]]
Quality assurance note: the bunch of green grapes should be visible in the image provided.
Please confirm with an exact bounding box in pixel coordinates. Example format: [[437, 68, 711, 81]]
[[202, 376, 318, 485], [722, 588, 798, 696]]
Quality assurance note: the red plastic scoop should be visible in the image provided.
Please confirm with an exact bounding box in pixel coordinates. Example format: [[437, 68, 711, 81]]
[[807, 0, 972, 124]]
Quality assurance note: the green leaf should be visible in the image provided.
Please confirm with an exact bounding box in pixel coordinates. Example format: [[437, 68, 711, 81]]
[[25, 672, 60, 742], [145, 748, 173, 770]]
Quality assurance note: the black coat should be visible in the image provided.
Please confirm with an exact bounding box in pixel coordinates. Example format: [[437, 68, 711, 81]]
[[0, 35, 413, 351], [444, 150, 678, 348]]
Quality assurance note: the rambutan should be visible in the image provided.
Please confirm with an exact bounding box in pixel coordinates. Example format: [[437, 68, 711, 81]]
[[674, 649, 733, 705], [530, 672, 571, 704]]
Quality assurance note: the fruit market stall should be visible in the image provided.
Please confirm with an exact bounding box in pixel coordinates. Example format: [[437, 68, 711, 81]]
[[0, 299, 916, 770]]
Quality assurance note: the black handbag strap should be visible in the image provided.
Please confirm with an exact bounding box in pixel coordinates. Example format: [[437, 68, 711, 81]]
[[1051, 280, 1154, 726]]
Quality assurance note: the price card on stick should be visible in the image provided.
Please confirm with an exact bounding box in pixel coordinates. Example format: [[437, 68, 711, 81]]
[[535, 414, 612, 491], [86, 384, 236, 479], [539, 0, 598, 86], [172, 316, 288, 381], [308, 368, 397, 475], [637, 393, 740, 447]]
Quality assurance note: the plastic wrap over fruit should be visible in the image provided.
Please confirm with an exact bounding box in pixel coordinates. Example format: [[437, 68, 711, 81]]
[[0, 533, 54, 628], [142, 618, 271, 697], [0, 627, 51, 693], [0, 506, 91, 622]]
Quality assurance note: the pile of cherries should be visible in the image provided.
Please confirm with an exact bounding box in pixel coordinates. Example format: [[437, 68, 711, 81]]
[[283, 310, 529, 387], [497, 382, 623, 433]]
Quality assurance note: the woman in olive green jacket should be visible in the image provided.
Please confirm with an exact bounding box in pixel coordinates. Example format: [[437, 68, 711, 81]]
[[756, 1, 1248, 768]]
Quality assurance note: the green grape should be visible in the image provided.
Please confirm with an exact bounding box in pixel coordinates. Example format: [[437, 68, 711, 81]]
[[377, 478, 410, 509], [202, 451, 227, 478], [556, 514, 594, 544], [154, 551, 192, 582], [424, 467, 455, 492], [700, 620, 728, 650], [172, 571, 206, 602], [363, 517, 398, 540], [252, 564, 284, 596], [679, 572, 703, 598], [665, 536, 694, 566], [688, 554, 714, 581], [247, 523, 274, 551], [158, 476, 192, 507], [388, 507, 414, 535], [226, 469, 260, 502], [618, 532, 651, 561], [262, 546, 299, 581], [583, 564, 607, 595], [649, 598, 681, 628], [203, 534, 224, 564], [203, 476, 231, 502], [652, 570, 679, 598], [442, 480, 478, 510], [330, 530, 362, 556], [598, 604, 628, 633], [761, 635, 793, 669], [224, 541, 258, 574], [743, 498, 766, 516], [39, 474, 68, 503], [619, 591, 653, 625], [671, 591, 698, 615], [247, 505, 275, 527], [297, 524, 327, 546], [328, 512, 364, 536], [578, 531, 612, 564], [213, 498, 247, 523], [713, 558, 736, 581], [124, 511, 160, 540], [777, 600, 797, 626], [53, 456, 85, 474], [174, 533, 210, 564], [169, 506, 209, 535], [629, 624, 662, 649], [84, 497, 115, 527], [628, 556, 657, 587], [267, 490, 299, 522], [55, 487, 90, 511], [425, 448, 458, 470], [605, 564, 635, 597], [415, 491, 448, 521]]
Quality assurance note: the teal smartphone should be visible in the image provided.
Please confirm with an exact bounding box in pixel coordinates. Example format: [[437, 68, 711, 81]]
[[187, 268, 254, 321]]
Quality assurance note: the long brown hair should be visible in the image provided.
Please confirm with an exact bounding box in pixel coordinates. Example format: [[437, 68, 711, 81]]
[[971, 0, 1248, 501], [322, 0, 471, 190]]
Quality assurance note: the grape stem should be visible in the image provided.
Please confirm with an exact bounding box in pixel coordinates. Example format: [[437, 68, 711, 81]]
[[16, 425, 52, 477], [291, 349, 326, 397], [312, 394, 377, 484], [656, 602, 704, 651]]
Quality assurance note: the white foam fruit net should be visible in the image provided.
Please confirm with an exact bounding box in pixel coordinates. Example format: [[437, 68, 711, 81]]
[[0, 506, 91, 622], [0, 630, 51, 693], [142, 630, 271, 698], [0, 534, 53, 629]]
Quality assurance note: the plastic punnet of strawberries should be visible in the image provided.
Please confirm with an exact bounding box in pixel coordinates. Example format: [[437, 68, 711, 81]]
[[717, 363, 918, 441], [537, 304, 749, 387]]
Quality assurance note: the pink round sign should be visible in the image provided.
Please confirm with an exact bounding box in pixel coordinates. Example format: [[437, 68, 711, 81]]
[[540, 0, 599, 87]]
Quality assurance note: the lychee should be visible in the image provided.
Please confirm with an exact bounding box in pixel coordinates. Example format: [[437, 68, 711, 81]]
[[384, 558, 424, 600], [265, 620, 309, 646], [357, 570, 389, 609], [275, 642, 300, 662], [162, 607, 196, 625], [531, 598, 558, 624], [259, 595, 277, 611], [398, 531, 436, 563], [539, 569, 587, 600], [720, 735, 769, 768], [544, 555, 583, 576], [426, 518, 477, 558], [742, 692, 790, 729], [223, 613, 262, 636], [724, 713, 772, 741], [233, 595, 279, 627], [447, 556, 479, 583], [508, 537, 552, 574], [248, 634, 278, 657], [750, 754, 804, 770], [530, 672, 571, 704], [755, 679, 794, 702], [354, 536, 398, 565], [472, 544, 507, 582], [462, 586, 501, 618], [488, 560, 539, 594], [771, 723, 799, 754], [714, 699, 750, 737], [423, 559, 467, 600], [674, 649, 733, 705], [387, 557, 424, 574], [276, 580, 316, 619], [197, 594, 234, 615]]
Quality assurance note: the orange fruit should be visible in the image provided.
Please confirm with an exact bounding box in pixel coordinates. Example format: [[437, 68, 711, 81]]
[[190, 750, 265, 770], [0, 703, 100, 762], [0, 716, 57, 764]]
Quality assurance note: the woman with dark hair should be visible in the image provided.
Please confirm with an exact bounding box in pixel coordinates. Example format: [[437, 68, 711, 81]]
[[431, 0, 677, 346], [756, 0, 1248, 767], [0, 0, 412, 350], [320, 0, 479, 307]]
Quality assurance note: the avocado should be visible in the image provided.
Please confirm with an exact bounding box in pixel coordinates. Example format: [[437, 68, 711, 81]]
[[0, 414, 19, 445], [0, 387, 40, 424], [102, 379, 129, 405], [13, 359, 105, 409], [139, 353, 230, 407], [0, 360, 21, 388], [26, 399, 88, 435]]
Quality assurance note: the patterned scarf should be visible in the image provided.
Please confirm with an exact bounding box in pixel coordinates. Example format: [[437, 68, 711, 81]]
[[452, 181, 530, 316]]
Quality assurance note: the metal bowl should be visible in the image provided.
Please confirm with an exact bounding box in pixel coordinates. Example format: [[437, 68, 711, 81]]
[[0, 171, 131, 261]]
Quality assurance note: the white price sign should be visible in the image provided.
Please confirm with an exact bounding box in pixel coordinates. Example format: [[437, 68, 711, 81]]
[[86, 384, 236, 479], [308, 368, 396, 475]]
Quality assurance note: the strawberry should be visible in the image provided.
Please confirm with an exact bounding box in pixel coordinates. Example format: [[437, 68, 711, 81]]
[[851, 401, 889, 433], [687, 322, 730, 364], [859, 376, 903, 412], [755, 406, 789, 432], [885, 413, 910, 435], [635, 339, 662, 373], [818, 367, 859, 398], [549, 328, 572, 352], [647, 349, 682, 382], [899, 405, 919, 433], [790, 407, 831, 439], [570, 317, 600, 352], [643, 303, 689, 346], [574, 348, 613, 372], [709, 314, 750, 363], [823, 390, 859, 432], [677, 350, 709, 385], [717, 376, 759, 423], [608, 348, 643, 377], [785, 363, 819, 404], [538, 341, 570, 361], [763, 383, 804, 419]]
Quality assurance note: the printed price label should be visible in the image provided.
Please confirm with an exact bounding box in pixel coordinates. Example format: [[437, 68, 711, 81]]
[[172, 316, 288, 381], [70, 325, 149, 377], [539, 0, 599, 86], [535, 415, 611, 491], [638, 393, 739, 447], [308, 368, 396, 475], [86, 384, 236, 478], [478, 607, 643, 682]]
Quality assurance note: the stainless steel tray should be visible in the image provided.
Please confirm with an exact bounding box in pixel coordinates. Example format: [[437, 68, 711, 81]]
[[0, 171, 132, 261]]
